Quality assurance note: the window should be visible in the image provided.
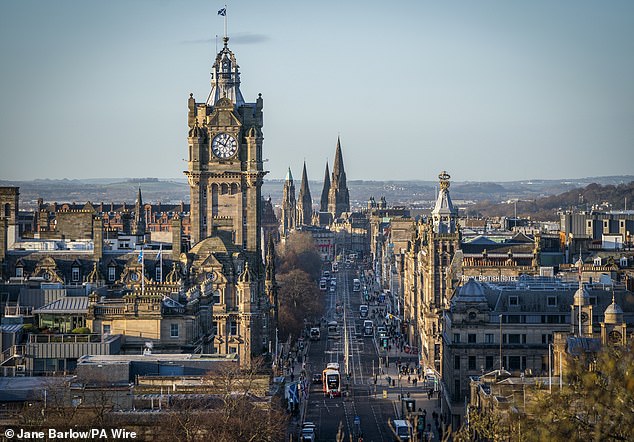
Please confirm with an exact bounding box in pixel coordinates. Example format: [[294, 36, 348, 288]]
[[468, 356, 476, 370], [453, 333, 461, 344], [508, 334, 521, 344], [72, 267, 80, 282], [103, 324, 111, 335], [509, 296, 519, 306], [170, 323, 179, 338], [547, 296, 557, 307], [213, 290, 221, 304], [485, 356, 494, 370], [155, 267, 162, 282], [229, 346, 238, 354], [522, 334, 527, 344], [212, 321, 218, 335], [230, 320, 238, 336], [108, 267, 116, 282], [468, 334, 476, 344], [16, 267, 23, 278], [485, 334, 494, 344], [454, 355, 461, 370]]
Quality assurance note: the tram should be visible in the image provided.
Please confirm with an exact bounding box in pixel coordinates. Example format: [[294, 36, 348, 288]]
[[322, 363, 341, 397]]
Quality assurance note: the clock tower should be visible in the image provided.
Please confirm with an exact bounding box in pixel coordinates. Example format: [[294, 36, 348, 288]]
[[185, 37, 265, 251]]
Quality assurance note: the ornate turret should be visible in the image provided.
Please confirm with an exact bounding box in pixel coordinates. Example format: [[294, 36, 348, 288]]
[[207, 37, 245, 107], [297, 161, 313, 226], [572, 256, 592, 336], [431, 171, 457, 234], [601, 291, 627, 346]]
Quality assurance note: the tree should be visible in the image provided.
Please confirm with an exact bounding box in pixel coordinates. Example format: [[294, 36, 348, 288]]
[[455, 343, 634, 442], [277, 269, 324, 340], [278, 231, 322, 281]]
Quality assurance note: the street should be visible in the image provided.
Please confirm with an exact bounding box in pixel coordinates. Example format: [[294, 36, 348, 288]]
[[297, 265, 443, 442]]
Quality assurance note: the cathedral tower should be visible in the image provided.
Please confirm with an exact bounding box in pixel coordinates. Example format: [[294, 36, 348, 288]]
[[132, 187, 146, 239], [281, 168, 296, 237], [184, 37, 265, 252], [297, 161, 313, 226], [327, 137, 350, 217]]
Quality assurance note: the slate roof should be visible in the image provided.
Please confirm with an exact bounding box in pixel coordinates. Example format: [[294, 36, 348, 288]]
[[33, 296, 89, 314]]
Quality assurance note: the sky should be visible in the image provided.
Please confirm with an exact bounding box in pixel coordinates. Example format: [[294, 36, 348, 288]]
[[1, 0, 633, 183]]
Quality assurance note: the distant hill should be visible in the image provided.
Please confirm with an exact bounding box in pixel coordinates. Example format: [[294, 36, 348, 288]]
[[467, 181, 634, 221]]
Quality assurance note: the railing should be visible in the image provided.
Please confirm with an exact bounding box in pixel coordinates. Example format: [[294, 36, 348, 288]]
[[94, 306, 126, 315], [28, 334, 103, 344]]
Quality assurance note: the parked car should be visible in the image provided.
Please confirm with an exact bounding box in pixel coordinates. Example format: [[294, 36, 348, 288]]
[[312, 373, 322, 384]]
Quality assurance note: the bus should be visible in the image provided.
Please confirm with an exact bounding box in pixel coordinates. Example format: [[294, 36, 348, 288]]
[[323, 363, 341, 397], [332, 262, 338, 273], [309, 327, 320, 341], [353, 279, 361, 292]]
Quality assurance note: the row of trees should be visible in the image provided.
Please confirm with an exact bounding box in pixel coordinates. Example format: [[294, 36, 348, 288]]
[[276, 232, 325, 341], [454, 343, 634, 442]]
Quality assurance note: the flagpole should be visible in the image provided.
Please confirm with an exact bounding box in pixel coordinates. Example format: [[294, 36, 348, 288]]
[[159, 245, 163, 283], [224, 4, 227, 39]]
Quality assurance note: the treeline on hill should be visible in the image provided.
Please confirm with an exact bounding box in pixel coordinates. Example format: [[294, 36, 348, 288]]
[[276, 232, 325, 341], [466, 181, 634, 221]]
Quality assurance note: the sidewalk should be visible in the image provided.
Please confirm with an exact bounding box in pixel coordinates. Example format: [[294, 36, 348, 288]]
[[374, 348, 445, 441]]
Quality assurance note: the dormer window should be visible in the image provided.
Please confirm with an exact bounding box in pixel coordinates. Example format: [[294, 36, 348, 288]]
[[509, 296, 519, 306], [108, 267, 116, 282], [71, 267, 80, 282], [620, 257, 628, 267], [594, 257, 602, 266], [15, 267, 23, 278]]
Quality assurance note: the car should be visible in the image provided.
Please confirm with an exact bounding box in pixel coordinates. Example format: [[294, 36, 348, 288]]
[[312, 373, 322, 384], [300, 428, 315, 442]]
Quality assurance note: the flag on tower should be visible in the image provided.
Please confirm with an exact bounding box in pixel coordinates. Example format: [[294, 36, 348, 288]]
[[138, 249, 143, 263], [218, 7, 226, 16]]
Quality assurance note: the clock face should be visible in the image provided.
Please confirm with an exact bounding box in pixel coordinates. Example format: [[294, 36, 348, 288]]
[[211, 133, 238, 159], [608, 330, 622, 343], [580, 312, 589, 323]]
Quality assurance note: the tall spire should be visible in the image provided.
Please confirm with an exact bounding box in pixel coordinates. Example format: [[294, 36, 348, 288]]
[[132, 187, 145, 237], [320, 161, 330, 212], [297, 161, 313, 226], [328, 137, 350, 217], [281, 167, 296, 236]]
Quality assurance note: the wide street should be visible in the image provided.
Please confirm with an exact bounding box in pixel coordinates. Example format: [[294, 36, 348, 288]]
[[298, 265, 441, 442]]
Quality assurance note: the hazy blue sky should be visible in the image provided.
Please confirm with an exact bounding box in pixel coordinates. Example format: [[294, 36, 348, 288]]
[[1, 0, 633, 182]]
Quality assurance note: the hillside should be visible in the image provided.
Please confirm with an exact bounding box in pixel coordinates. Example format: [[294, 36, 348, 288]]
[[466, 181, 634, 220]]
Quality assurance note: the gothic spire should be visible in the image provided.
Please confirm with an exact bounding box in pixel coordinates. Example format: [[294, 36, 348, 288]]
[[298, 161, 312, 226], [320, 161, 330, 212], [328, 137, 350, 217], [265, 235, 276, 282], [132, 187, 145, 236]]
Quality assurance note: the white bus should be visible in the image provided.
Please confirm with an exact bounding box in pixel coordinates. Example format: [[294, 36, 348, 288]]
[[353, 278, 361, 292]]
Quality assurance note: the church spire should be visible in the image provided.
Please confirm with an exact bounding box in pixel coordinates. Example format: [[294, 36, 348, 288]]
[[328, 136, 350, 217], [132, 187, 146, 237], [281, 167, 296, 237], [320, 161, 331, 212], [297, 161, 313, 226]]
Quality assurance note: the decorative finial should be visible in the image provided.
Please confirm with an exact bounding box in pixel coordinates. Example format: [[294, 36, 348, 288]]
[[439, 171, 451, 190]]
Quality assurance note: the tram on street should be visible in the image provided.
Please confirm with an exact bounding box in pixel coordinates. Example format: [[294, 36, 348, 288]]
[[322, 363, 341, 397]]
